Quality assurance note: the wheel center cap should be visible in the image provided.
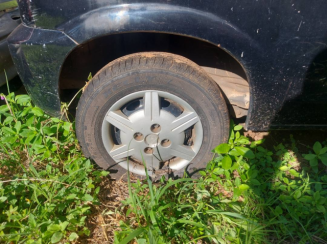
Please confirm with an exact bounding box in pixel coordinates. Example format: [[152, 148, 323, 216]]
[[145, 134, 159, 147]]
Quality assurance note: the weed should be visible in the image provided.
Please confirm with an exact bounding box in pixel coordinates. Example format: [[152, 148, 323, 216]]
[[0, 90, 109, 243], [1, 88, 327, 243], [115, 123, 327, 243]]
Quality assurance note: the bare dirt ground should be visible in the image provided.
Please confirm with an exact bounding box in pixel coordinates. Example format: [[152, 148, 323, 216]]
[[79, 179, 129, 244]]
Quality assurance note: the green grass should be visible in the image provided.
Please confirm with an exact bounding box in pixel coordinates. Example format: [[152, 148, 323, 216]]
[[0, 90, 109, 243], [1, 87, 327, 243], [0, 0, 17, 11], [115, 125, 327, 244]]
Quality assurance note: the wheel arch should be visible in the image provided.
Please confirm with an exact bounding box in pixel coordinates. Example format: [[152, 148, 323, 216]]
[[57, 3, 260, 119], [59, 32, 251, 119]]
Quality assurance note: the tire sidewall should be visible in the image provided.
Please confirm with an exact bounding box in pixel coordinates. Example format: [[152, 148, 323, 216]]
[[77, 67, 228, 179]]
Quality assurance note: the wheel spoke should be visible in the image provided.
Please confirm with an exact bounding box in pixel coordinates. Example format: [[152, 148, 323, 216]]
[[102, 89, 204, 176], [109, 144, 135, 160], [144, 91, 160, 121], [145, 155, 161, 170], [170, 145, 195, 161], [105, 111, 134, 133], [170, 112, 199, 133]]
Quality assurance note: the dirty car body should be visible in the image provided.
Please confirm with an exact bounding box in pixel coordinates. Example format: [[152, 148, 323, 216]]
[[0, 0, 20, 86], [7, 0, 327, 131]]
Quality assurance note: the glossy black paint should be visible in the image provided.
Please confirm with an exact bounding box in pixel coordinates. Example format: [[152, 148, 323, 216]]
[[0, 7, 20, 85], [8, 25, 76, 116], [7, 0, 327, 131]]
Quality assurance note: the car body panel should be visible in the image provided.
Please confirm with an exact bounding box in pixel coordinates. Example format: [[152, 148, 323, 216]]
[[7, 0, 327, 131], [0, 3, 20, 86], [8, 25, 76, 116]]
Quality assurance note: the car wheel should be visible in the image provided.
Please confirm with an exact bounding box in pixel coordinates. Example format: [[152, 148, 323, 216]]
[[76, 52, 229, 179]]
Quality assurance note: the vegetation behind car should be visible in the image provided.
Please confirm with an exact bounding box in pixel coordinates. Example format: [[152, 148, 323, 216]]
[[0, 0, 17, 11]]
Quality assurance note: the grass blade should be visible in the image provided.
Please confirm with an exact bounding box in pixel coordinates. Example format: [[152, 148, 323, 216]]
[[119, 227, 145, 244], [156, 178, 198, 200]]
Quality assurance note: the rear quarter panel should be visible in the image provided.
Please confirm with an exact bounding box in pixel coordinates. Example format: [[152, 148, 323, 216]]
[[0, 3, 20, 85], [10, 0, 327, 130]]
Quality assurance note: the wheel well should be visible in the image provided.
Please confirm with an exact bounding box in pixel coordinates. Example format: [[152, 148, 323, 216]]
[[59, 32, 249, 118]]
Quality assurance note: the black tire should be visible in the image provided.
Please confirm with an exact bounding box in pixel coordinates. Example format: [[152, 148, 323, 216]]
[[76, 52, 229, 179]]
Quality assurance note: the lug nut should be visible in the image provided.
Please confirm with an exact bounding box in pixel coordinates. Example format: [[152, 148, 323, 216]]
[[151, 124, 161, 133], [134, 132, 144, 141], [144, 147, 153, 154], [161, 139, 171, 148]]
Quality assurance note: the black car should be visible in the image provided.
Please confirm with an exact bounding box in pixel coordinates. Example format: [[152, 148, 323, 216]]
[[0, 0, 20, 86], [7, 0, 327, 178]]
